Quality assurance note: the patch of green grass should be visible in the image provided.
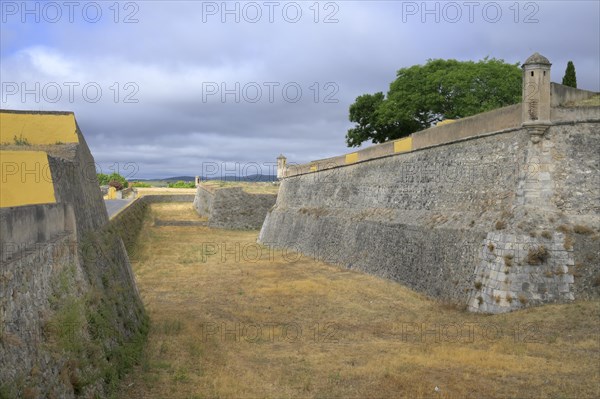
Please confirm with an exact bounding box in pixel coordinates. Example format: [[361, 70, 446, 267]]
[[172, 368, 191, 383], [158, 319, 183, 336], [0, 382, 19, 399], [13, 134, 30, 145], [43, 230, 149, 395]]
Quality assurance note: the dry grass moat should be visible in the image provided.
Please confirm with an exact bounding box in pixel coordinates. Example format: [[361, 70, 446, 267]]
[[118, 203, 599, 398]]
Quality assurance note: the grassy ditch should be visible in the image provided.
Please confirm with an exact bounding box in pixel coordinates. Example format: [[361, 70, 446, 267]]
[[116, 203, 600, 399]]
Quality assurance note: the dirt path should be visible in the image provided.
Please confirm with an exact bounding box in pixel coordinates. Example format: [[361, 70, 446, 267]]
[[118, 203, 600, 399]]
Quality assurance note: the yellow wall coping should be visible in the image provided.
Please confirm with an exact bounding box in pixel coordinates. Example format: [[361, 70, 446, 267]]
[[0, 111, 79, 145], [345, 152, 359, 164], [436, 119, 457, 126], [0, 150, 56, 207], [393, 137, 412, 153]]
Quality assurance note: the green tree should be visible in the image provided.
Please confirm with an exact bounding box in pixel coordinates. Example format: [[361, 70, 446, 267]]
[[346, 92, 421, 147], [346, 58, 522, 147], [97, 172, 128, 188], [562, 61, 577, 88], [97, 173, 110, 185]]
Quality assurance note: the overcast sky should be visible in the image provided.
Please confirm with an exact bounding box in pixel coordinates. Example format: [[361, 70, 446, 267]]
[[1, 1, 599, 179]]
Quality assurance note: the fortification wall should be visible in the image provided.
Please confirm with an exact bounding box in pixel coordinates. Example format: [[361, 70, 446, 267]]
[[0, 203, 75, 253], [551, 106, 600, 122], [550, 83, 598, 106], [283, 84, 598, 180], [44, 124, 112, 241], [143, 194, 195, 203], [194, 186, 276, 229], [261, 129, 526, 302], [260, 121, 600, 312], [0, 231, 80, 398], [0, 110, 147, 398], [194, 185, 214, 218], [412, 104, 522, 149]]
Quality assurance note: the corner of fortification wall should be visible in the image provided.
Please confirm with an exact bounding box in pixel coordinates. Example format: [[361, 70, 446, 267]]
[[0, 110, 147, 398], [262, 53, 600, 314], [194, 184, 276, 230]]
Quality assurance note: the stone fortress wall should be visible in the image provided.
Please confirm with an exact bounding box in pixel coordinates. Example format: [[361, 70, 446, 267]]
[[194, 185, 276, 230], [0, 110, 147, 398], [261, 54, 600, 313]]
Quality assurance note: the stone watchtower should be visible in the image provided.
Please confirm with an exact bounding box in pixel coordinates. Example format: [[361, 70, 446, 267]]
[[521, 52, 552, 142], [276, 154, 287, 180]]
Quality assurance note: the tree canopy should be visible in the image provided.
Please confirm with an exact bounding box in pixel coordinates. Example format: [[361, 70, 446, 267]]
[[346, 58, 522, 147], [562, 61, 577, 88], [97, 172, 129, 188]]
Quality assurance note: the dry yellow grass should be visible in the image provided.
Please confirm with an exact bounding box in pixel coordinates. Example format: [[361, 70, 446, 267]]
[[118, 203, 600, 399]]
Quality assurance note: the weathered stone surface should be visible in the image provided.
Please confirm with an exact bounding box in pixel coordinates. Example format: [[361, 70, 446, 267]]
[[260, 121, 600, 313], [0, 116, 147, 398], [195, 186, 276, 230]]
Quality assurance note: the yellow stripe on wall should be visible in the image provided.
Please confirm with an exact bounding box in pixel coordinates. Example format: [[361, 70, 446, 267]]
[[393, 137, 412, 153], [345, 152, 359, 164], [436, 119, 457, 126], [0, 112, 79, 145], [0, 151, 56, 207]]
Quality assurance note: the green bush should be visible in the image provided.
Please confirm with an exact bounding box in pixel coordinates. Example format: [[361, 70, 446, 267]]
[[98, 172, 129, 188], [13, 134, 30, 145]]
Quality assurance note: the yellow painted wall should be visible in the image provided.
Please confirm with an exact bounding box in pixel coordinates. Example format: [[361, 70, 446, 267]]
[[107, 186, 117, 199], [393, 137, 412, 153], [0, 150, 56, 207], [0, 112, 79, 145], [345, 152, 359, 164], [437, 119, 457, 126]]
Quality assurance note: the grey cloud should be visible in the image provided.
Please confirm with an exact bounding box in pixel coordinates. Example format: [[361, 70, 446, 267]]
[[1, 1, 598, 178]]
